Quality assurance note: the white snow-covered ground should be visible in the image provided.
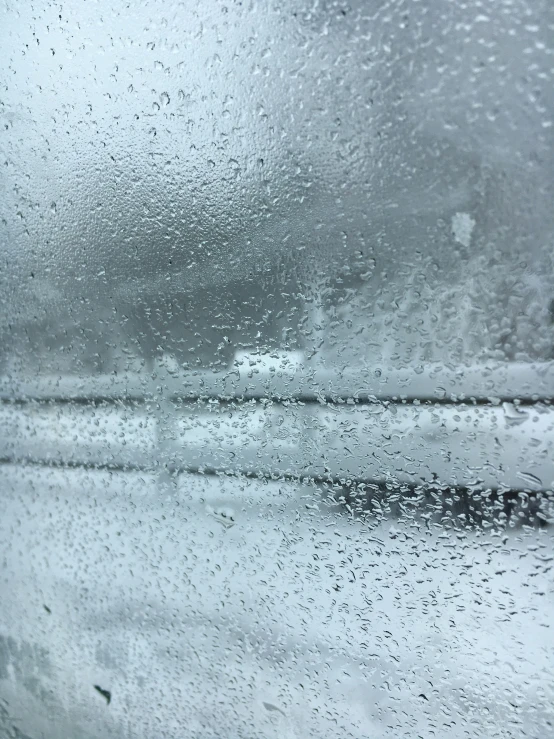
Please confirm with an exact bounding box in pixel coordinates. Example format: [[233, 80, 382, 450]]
[[0, 465, 553, 738]]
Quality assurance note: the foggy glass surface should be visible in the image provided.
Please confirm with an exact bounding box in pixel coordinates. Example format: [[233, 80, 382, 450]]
[[1, 1, 553, 737]]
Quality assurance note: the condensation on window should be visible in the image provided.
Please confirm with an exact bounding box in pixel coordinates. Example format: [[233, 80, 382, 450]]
[[0, 2, 553, 738]]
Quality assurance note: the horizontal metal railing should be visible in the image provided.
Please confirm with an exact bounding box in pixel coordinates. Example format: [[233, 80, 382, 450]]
[[1, 360, 553, 403], [1, 359, 553, 494]]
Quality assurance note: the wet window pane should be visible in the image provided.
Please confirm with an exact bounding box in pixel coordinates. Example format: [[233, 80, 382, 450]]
[[1, 1, 553, 737]]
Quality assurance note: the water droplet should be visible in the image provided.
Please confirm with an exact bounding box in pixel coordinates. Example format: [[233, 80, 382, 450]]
[[263, 702, 286, 716], [516, 471, 543, 489]]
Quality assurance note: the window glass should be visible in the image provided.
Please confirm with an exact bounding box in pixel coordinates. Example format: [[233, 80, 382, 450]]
[[1, 2, 553, 737]]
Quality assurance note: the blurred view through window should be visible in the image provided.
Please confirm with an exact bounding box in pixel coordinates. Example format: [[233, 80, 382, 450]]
[[1, 1, 553, 737]]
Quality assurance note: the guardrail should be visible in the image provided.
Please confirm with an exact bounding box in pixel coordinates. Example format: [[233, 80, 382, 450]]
[[1, 359, 553, 403], [1, 360, 553, 493]]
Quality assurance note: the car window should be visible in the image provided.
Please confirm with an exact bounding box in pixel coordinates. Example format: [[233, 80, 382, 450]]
[[1, 2, 553, 737]]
